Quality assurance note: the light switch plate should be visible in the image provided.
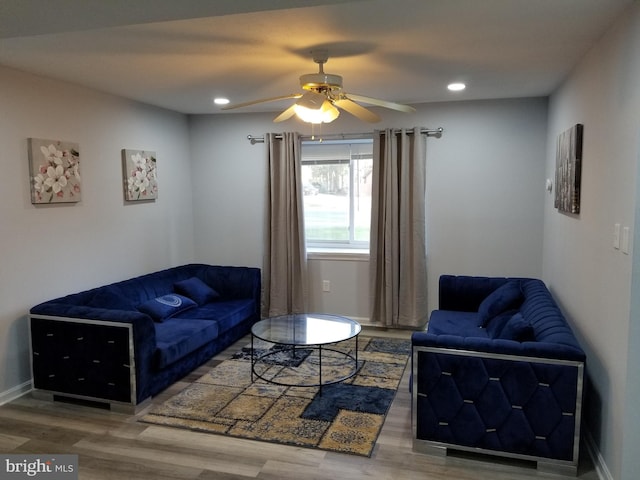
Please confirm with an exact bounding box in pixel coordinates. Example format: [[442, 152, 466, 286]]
[[622, 226, 630, 255], [613, 223, 621, 249]]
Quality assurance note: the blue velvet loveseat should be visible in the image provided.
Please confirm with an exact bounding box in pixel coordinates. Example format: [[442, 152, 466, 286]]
[[29, 264, 261, 411], [411, 275, 585, 475]]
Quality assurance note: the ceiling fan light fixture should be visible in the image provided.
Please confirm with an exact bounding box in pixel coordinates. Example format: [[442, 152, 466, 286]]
[[297, 91, 328, 110], [294, 100, 340, 124]]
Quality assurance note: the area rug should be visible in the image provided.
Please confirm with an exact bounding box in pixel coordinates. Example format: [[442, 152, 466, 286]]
[[141, 336, 410, 456]]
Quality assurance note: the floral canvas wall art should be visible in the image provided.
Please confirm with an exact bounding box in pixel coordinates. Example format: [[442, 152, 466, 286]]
[[122, 149, 157, 201], [28, 138, 81, 204]]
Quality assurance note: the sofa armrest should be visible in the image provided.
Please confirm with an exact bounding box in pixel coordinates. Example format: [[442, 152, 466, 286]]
[[29, 305, 157, 405], [30, 315, 136, 404], [438, 275, 510, 311], [31, 303, 151, 324], [411, 331, 585, 362], [30, 303, 155, 344], [412, 342, 584, 470]]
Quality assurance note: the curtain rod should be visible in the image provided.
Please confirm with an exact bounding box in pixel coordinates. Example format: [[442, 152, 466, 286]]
[[246, 127, 443, 144]]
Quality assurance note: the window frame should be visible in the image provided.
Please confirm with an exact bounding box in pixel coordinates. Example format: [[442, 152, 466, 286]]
[[301, 137, 373, 254]]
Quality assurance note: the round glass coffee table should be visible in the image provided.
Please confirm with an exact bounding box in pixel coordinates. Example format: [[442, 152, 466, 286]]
[[250, 313, 361, 393]]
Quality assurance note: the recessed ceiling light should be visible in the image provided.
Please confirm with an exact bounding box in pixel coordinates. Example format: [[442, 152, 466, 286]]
[[447, 82, 466, 92], [214, 97, 230, 105]]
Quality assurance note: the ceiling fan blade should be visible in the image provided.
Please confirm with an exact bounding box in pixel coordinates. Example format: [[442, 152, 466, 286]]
[[345, 93, 416, 113], [273, 104, 297, 122], [334, 98, 381, 123], [221, 94, 301, 110]]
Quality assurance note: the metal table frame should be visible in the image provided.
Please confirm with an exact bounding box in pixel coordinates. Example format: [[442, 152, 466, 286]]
[[250, 313, 361, 394]]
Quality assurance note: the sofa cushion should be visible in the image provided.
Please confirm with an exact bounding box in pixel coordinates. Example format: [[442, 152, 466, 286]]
[[478, 280, 523, 327], [137, 294, 196, 322], [485, 309, 518, 338], [154, 318, 219, 369], [175, 299, 256, 334], [174, 277, 220, 305], [496, 312, 534, 341], [427, 310, 488, 338]]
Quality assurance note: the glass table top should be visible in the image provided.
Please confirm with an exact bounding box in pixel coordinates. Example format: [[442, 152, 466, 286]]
[[251, 313, 361, 346]]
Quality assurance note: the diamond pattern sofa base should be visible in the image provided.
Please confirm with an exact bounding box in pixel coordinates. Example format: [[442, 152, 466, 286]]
[[412, 347, 584, 475]]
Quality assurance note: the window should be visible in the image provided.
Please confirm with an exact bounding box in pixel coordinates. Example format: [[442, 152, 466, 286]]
[[301, 138, 373, 252]]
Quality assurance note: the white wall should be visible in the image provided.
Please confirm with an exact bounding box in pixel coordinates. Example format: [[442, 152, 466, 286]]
[[188, 112, 272, 269], [189, 97, 548, 319], [307, 255, 370, 321], [544, 3, 640, 479], [624, 149, 640, 480], [0, 66, 194, 401]]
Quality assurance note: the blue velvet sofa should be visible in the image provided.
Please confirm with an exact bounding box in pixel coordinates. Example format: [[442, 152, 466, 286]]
[[29, 264, 261, 411], [411, 275, 585, 475]]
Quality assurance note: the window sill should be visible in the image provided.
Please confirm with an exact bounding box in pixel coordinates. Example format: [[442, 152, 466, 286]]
[[307, 248, 369, 262]]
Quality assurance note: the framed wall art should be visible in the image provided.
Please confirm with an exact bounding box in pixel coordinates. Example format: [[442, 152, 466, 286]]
[[28, 138, 81, 204], [122, 149, 157, 201], [554, 123, 583, 214]]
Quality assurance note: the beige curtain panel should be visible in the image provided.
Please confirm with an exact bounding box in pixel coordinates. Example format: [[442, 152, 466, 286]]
[[369, 127, 428, 328], [262, 132, 308, 317]]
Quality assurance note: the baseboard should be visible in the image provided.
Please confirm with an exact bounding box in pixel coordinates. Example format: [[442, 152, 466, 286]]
[[350, 316, 372, 326], [584, 430, 614, 480], [357, 318, 419, 330], [0, 380, 32, 406]]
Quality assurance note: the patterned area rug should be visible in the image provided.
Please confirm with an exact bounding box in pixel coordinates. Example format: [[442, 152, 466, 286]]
[[141, 336, 410, 456]]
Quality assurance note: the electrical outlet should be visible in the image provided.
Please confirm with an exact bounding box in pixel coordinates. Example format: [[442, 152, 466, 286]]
[[322, 280, 331, 292]]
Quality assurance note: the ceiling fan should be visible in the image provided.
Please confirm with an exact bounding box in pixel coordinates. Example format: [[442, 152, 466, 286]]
[[222, 51, 416, 124]]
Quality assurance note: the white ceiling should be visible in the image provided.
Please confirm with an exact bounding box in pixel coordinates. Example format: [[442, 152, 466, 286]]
[[0, 0, 633, 115]]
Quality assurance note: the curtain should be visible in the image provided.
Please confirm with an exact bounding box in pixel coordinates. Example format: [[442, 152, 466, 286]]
[[369, 127, 428, 328], [262, 132, 308, 317]]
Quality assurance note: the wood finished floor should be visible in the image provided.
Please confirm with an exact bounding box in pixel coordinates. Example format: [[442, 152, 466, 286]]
[[1, 328, 598, 480]]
